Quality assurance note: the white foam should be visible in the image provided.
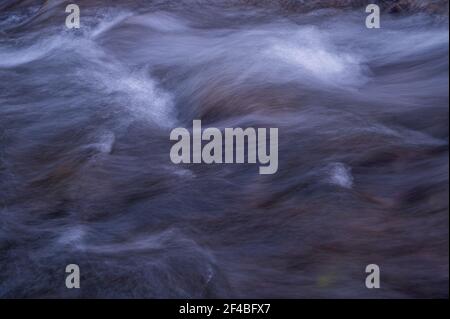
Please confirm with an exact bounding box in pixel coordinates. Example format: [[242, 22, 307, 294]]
[[86, 131, 115, 154], [0, 35, 68, 68], [81, 228, 192, 254], [164, 165, 196, 178], [270, 44, 348, 76], [327, 162, 353, 189], [128, 12, 189, 32], [265, 27, 365, 86], [0, 10, 131, 68], [101, 70, 176, 127], [71, 39, 176, 127], [89, 12, 132, 39], [58, 226, 85, 247]]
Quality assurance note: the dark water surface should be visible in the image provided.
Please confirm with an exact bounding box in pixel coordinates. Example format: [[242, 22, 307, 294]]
[[0, 0, 448, 298]]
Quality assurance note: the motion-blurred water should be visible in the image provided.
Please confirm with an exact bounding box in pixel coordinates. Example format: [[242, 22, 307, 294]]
[[0, 0, 448, 298]]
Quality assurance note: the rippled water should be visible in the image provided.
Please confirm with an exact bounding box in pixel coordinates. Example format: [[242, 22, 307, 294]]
[[0, 0, 448, 298]]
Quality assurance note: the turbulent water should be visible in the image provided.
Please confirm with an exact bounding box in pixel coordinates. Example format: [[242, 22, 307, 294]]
[[0, 0, 448, 298]]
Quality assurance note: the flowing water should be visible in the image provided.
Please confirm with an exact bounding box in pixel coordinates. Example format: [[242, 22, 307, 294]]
[[0, 0, 448, 298]]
